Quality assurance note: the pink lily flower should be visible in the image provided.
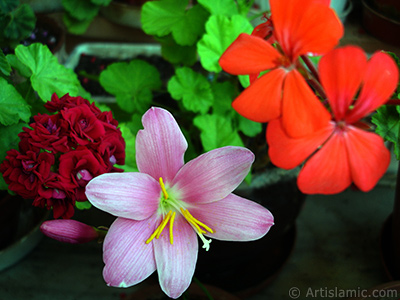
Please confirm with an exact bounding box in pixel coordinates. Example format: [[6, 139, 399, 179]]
[[267, 46, 399, 194], [85, 107, 274, 299]]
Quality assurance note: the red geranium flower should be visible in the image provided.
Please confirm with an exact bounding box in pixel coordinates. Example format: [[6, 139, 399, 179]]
[[219, 0, 343, 137], [0, 149, 54, 199], [44, 93, 101, 116], [34, 174, 76, 219], [267, 46, 399, 194], [62, 104, 106, 145], [59, 147, 107, 202], [19, 113, 71, 153]]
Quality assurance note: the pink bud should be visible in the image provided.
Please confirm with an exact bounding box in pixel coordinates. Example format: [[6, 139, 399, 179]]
[[40, 219, 99, 244]]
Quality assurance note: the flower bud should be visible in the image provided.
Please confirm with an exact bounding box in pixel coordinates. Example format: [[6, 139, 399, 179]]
[[40, 219, 99, 244]]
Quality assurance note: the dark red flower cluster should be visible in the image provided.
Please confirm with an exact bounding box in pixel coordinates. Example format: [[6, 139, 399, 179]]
[[0, 93, 126, 219]]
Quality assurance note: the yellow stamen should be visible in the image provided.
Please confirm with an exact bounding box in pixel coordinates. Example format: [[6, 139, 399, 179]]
[[146, 211, 172, 244], [180, 208, 214, 234], [169, 212, 176, 244], [156, 211, 172, 239], [180, 208, 214, 251], [159, 177, 169, 199]]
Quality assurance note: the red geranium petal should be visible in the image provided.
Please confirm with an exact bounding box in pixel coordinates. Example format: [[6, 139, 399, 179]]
[[345, 126, 390, 191], [319, 46, 367, 120], [219, 33, 282, 75], [297, 131, 351, 194], [345, 51, 399, 123], [232, 68, 285, 122], [281, 69, 331, 137], [267, 119, 333, 169], [270, 0, 343, 60]]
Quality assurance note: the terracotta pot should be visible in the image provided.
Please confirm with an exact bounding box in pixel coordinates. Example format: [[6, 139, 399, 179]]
[[362, 0, 400, 46], [123, 283, 242, 300]]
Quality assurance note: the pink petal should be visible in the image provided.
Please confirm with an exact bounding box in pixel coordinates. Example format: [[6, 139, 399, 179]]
[[85, 172, 160, 220], [282, 69, 332, 137], [232, 68, 285, 123], [345, 51, 399, 123], [103, 217, 157, 287], [136, 107, 188, 183], [40, 219, 98, 244], [191, 193, 274, 241], [319, 46, 367, 120], [154, 215, 198, 299], [267, 119, 334, 169], [171, 146, 254, 204], [345, 126, 390, 191], [297, 130, 352, 194], [219, 33, 282, 75]]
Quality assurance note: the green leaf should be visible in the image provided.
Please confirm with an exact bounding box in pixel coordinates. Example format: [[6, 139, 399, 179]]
[[0, 0, 19, 14], [167, 67, 213, 114], [157, 35, 197, 65], [62, 0, 100, 21], [193, 114, 244, 151], [99, 60, 162, 114], [62, 13, 94, 35], [15, 43, 80, 101], [118, 123, 138, 171], [90, 0, 112, 6], [141, 0, 209, 46], [0, 77, 30, 125], [0, 50, 11, 76], [6, 53, 32, 77], [211, 81, 236, 116], [197, 14, 253, 73], [3, 4, 36, 41], [372, 105, 400, 159], [197, 0, 239, 16], [238, 115, 262, 137], [75, 201, 92, 210]]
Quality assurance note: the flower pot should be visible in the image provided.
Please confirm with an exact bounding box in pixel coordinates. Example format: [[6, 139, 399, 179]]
[[0, 192, 49, 271], [380, 213, 400, 280], [362, 0, 400, 46], [123, 283, 243, 300], [194, 169, 305, 298]]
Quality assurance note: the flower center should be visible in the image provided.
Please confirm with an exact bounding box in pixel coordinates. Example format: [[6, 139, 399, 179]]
[[145, 177, 214, 251]]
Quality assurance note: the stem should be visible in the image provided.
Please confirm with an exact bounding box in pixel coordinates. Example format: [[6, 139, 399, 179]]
[[386, 99, 400, 105], [192, 277, 214, 300], [392, 160, 400, 278], [301, 54, 320, 82]]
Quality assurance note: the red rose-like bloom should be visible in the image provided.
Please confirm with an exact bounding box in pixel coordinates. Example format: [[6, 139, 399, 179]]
[[0, 150, 54, 199], [20, 114, 71, 153], [44, 93, 101, 116], [59, 147, 107, 202], [34, 174, 76, 219], [96, 133, 126, 172], [62, 104, 106, 145]]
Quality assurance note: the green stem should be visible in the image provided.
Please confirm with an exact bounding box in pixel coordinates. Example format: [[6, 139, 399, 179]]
[[192, 277, 214, 300], [78, 70, 100, 82]]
